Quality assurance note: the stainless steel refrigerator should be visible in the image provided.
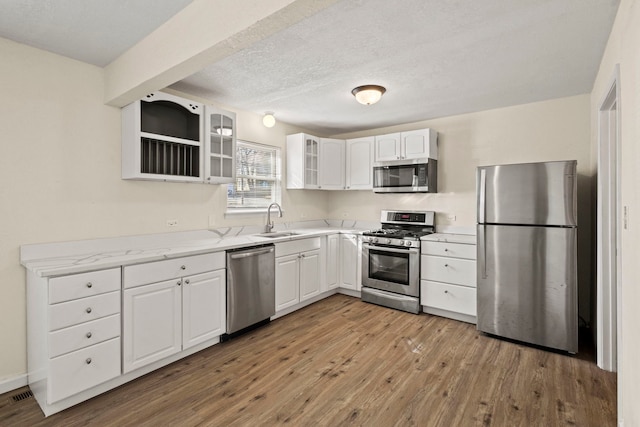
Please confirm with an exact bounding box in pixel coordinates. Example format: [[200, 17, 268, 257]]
[[476, 160, 578, 353]]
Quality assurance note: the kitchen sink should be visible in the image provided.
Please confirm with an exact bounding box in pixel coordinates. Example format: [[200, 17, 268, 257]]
[[257, 231, 300, 238]]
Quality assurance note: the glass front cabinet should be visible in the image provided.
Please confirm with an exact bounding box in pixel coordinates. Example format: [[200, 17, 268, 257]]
[[204, 107, 236, 184], [122, 92, 235, 184]]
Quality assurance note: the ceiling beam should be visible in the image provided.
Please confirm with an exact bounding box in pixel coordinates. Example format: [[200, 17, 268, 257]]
[[104, 0, 339, 107]]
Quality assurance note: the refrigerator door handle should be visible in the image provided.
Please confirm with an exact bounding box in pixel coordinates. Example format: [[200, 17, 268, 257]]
[[478, 225, 487, 279], [478, 168, 486, 223]]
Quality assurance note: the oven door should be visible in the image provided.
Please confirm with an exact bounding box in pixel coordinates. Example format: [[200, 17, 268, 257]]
[[361, 243, 420, 297]]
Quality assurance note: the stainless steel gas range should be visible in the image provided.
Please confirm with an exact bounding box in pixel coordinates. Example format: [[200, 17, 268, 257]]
[[361, 210, 435, 314]]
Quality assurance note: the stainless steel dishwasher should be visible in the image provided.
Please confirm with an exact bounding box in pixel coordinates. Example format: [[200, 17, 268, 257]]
[[225, 244, 275, 337]]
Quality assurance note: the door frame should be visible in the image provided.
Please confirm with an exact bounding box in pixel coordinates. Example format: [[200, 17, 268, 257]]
[[596, 64, 621, 372]]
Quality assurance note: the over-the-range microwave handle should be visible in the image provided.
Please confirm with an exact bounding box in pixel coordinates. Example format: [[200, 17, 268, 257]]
[[362, 243, 420, 255], [478, 168, 486, 224]]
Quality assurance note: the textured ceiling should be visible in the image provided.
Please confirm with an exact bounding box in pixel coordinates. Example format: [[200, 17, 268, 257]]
[[172, 0, 619, 135], [0, 0, 619, 136], [0, 0, 193, 66]]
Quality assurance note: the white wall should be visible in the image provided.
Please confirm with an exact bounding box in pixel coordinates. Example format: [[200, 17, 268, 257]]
[[590, 0, 640, 424], [0, 37, 328, 384], [331, 95, 593, 324]]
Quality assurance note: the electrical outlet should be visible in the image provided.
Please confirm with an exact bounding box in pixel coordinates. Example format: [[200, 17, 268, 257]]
[[447, 214, 457, 221], [166, 219, 178, 227]]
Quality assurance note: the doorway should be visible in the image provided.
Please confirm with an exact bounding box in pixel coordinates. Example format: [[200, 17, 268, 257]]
[[596, 65, 620, 372]]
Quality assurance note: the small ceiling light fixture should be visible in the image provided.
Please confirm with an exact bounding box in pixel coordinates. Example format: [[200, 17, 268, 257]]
[[351, 85, 386, 105], [262, 112, 276, 128]]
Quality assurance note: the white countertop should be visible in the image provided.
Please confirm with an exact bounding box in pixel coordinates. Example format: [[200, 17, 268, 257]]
[[421, 233, 477, 245], [21, 226, 364, 278]]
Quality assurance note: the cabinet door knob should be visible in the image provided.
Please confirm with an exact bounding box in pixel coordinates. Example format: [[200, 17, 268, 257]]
[[86, 282, 93, 288], [444, 264, 449, 267], [300, 254, 305, 258], [180, 265, 186, 270], [86, 332, 92, 339], [86, 358, 92, 365], [184, 279, 190, 284], [86, 307, 92, 314], [177, 281, 182, 286], [444, 290, 448, 294], [444, 249, 448, 252]]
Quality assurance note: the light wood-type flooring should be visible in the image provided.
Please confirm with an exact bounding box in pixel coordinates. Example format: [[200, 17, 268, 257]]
[[0, 294, 616, 426]]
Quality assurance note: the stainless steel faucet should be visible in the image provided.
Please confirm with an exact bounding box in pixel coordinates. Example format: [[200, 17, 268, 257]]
[[265, 202, 282, 233]]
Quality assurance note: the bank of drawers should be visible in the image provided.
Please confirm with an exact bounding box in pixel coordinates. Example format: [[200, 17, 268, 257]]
[[420, 239, 477, 321], [47, 268, 121, 403]]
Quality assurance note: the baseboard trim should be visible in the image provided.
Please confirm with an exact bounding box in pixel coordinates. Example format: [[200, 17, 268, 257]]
[[0, 373, 28, 395]]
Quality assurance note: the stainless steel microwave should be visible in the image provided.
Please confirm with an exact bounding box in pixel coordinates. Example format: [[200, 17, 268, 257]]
[[372, 158, 437, 193]]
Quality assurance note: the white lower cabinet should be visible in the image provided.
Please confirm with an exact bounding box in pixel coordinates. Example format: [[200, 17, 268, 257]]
[[275, 238, 322, 312], [27, 268, 122, 411], [49, 338, 121, 403], [420, 235, 477, 323], [339, 234, 360, 291], [123, 253, 226, 373], [325, 234, 339, 290], [275, 254, 301, 311], [182, 270, 226, 348], [123, 279, 181, 372]]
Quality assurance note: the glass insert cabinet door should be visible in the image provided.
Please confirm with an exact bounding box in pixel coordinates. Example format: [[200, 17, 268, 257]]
[[205, 107, 236, 184], [304, 137, 319, 187]]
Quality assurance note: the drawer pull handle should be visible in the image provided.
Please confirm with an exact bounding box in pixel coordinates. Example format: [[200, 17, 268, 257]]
[[86, 307, 92, 314], [444, 290, 448, 293], [86, 358, 92, 365], [86, 282, 93, 288], [86, 332, 92, 338], [184, 279, 190, 284], [444, 264, 449, 267], [444, 249, 448, 252], [181, 265, 186, 270]]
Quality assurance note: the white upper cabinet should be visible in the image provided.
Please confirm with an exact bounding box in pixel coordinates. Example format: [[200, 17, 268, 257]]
[[204, 106, 236, 184], [122, 92, 236, 185], [374, 133, 401, 161], [345, 136, 374, 190], [375, 128, 438, 161], [287, 133, 320, 189], [122, 92, 203, 182], [319, 138, 345, 190]]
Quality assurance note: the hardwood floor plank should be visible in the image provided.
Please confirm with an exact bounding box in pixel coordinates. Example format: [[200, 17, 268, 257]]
[[0, 294, 616, 426]]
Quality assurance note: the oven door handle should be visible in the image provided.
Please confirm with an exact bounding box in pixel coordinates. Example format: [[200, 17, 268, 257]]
[[362, 243, 420, 255]]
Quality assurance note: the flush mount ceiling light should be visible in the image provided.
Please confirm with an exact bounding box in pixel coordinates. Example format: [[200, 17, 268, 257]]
[[351, 85, 386, 105], [262, 112, 276, 128]]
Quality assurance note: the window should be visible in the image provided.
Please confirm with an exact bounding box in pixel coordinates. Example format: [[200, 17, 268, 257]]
[[227, 140, 281, 212]]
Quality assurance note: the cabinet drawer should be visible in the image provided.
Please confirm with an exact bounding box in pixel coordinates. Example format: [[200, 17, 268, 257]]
[[421, 280, 476, 316], [123, 252, 224, 289], [421, 255, 476, 287], [49, 291, 120, 331], [49, 314, 120, 358], [48, 337, 120, 403], [275, 237, 321, 258], [421, 241, 476, 259], [49, 268, 121, 304]]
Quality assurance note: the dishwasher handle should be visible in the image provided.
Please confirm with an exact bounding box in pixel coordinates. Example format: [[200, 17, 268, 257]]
[[229, 246, 274, 259]]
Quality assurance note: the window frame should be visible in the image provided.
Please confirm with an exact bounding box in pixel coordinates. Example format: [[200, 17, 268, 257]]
[[225, 139, 282, 215]]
